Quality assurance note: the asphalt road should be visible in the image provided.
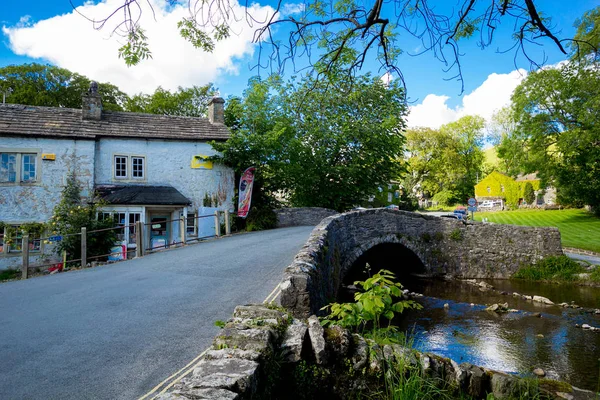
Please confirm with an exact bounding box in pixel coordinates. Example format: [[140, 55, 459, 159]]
[[0, 226, 314, 400]]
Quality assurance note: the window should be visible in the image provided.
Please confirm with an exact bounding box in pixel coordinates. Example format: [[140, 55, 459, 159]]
[[0, 152, 37, 183], [487, 186, 491, 194], [115, 156, 127, 178], [132, 157, 144, 179], [387, 192, 393, 203], [187, 213, 197, 236], [500, 185, 505, 193], [128, 213, 141, 244], [3, 225, 42, 253], [114, 155, 145, 180], [0, 153, 17, 182]]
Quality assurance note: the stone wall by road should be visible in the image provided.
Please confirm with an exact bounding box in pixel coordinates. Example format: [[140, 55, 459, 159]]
[[280, 208, 563, 317], [274, 207, 339, 228], [156, 304, 595, 400]]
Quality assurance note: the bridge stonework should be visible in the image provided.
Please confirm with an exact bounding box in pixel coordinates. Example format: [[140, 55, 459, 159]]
[[280, 209, 563, 317]]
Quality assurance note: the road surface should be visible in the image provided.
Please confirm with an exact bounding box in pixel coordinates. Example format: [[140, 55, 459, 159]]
[[0, 226, 314, 400]]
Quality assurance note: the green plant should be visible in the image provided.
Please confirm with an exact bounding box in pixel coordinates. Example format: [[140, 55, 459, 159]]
[[523, 182, 536, 205], [421, 233, 431, 243], [512, 255, 585, 282], [320, 268, 422, 337], [49, 170, 116, 262], [214, 320, 226, 328], [449, 229, 463, 241], [0, 269, 20, 282]]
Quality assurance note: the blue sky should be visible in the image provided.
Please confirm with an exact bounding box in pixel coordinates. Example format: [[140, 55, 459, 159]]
[[1, 0, 596, 126]]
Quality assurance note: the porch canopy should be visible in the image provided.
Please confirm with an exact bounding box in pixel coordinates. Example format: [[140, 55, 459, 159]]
[[95, 185, 191, 205]]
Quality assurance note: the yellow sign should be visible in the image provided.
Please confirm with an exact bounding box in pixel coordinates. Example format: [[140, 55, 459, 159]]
[[41, 153, 56, 160], [190, 155, 213, 170]]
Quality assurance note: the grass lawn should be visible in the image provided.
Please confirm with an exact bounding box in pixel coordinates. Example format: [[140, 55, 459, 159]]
[[474, 209, 600, 253]]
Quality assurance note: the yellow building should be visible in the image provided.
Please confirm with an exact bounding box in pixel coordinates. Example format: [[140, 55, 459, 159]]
[[474, 171, 555, 208]]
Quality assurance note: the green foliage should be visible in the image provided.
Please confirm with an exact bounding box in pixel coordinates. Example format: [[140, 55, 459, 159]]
[[213, 73, 407, 212], [0, 269, 19, 282], [124, 84, 216, 117], [244, 203, 277, 232], [449, 229, 463, 241], [403, 116, 484, 204], [570, 6, 600, 61], [523, 182, 536, 205], [510, 62, 600, 214], [118, 28, 152, 66], [214, 320, 226, 328], [49, 171, 116, 262], [0, 63, 127, 110], [320, 269, 422, 335], [512, 256, 585, 282]]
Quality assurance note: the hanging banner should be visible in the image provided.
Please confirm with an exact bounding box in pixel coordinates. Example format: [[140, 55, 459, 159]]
[[237, 167, 256, 218]]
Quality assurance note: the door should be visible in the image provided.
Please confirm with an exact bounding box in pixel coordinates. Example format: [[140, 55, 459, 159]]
[[150, 216, 169, 249]]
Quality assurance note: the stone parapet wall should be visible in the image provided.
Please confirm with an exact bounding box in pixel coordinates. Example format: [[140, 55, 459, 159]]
[[156, 304, 595, 400], [273, 207, 339, 228], [280, 209, 563, 317]]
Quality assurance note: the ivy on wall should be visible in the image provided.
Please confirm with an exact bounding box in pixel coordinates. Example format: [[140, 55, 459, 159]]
[[474, 171, 541, 208]]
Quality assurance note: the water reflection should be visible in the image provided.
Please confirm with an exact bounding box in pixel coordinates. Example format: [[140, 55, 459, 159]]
[[394, 278, 600, 391]]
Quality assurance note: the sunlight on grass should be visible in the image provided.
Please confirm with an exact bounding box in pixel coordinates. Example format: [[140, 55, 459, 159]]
[[474, 209, 600, 253]]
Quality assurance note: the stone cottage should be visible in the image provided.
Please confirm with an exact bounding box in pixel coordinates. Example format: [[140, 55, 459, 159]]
[[474, 171, 556, 209], [0, 83, 234, 270]]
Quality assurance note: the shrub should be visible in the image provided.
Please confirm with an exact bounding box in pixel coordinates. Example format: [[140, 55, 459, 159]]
[[523, 182, 536, 205], [512, 255, 585, 281], [320, 268, 422, 340]]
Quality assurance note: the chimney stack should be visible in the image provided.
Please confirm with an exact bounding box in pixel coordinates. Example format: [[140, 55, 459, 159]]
[[82, 81, 102, 121], [208, 97, 225, 124]]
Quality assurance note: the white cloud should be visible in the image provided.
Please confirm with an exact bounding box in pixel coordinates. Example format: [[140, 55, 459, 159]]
[[406, 69, 527, 128], [2, 0, 276, 94]]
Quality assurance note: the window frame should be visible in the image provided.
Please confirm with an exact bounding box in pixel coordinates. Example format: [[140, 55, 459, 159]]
[[112, 154, 146, 182], [0, 148, 41, 186], [114, 155, 128, 179], [131, 156, 145, 179]]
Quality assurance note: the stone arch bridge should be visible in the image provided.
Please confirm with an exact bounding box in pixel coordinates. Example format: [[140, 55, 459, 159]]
[[279, 208, 563, 317]]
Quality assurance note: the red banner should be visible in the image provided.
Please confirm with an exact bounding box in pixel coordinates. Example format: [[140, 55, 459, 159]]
[[237, 167, 255, 218]]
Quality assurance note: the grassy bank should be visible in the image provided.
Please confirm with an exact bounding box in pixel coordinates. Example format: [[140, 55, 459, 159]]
[[0, 269, 19, 282], [512, 255, 600, 283], [474, 209, 600, 253]]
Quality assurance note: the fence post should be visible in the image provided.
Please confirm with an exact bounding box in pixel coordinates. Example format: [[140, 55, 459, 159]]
[[81, 227, 87, 269], [136, 221, 144, 258], [21, 234, 29, 279], [214, 211, 221, 237], [180, 216, 186, 246], [224, 210, 231, 236]]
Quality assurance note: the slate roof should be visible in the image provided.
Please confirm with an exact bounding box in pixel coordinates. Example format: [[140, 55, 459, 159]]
[[515, 173, 539, 181], [96, 185, 191, 205], [0, 103, 230, 141]]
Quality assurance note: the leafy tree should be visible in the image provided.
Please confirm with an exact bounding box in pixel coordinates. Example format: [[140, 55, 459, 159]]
[[214, 72, 407, 212], [488, 107, 526, 177], [403, 116, 484, 204], [523, 182, 535, 205], [511, 62, 600, 214], [570, 6, 600, 61], [0, 63, 127, 110], [124, 84, 216, 117], [48, 171, 116, 263], [82, 1, 583, 91]]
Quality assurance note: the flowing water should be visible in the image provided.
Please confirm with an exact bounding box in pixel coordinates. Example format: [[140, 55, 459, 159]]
[[393, 277, 600, 391]]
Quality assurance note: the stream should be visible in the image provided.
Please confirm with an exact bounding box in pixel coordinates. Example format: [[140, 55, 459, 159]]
[[393, 277, 600, 391]]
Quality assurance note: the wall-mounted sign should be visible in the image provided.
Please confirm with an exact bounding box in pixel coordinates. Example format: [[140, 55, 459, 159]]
[[191, 155, 213, 170], [151, 224, 162, 229], [48, 235, 62, 242], [42, 153, 56, 160]]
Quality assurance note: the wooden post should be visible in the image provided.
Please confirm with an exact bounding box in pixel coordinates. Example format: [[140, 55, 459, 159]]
[[180, 217, 186, 246], [136, 221, 144, 258], [21, 234, 29, 279], [224, 210, 231, 236], [81, 227, 87, 269], [214, 211, 221, 237]]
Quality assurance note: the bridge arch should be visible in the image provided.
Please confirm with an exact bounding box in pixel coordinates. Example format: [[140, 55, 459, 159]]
[[280, 208, 562, 317]]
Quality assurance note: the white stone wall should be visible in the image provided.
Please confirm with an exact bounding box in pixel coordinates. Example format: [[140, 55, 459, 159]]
[[94, 138, 234, 211], [0, 137, 94, 270], [0, 137, 96, 223]]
